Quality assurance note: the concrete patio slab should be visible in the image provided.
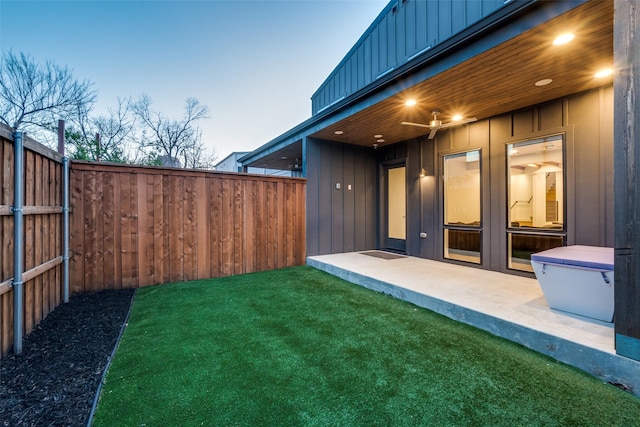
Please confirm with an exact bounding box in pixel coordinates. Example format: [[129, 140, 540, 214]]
[[307, 251, 640, 396]]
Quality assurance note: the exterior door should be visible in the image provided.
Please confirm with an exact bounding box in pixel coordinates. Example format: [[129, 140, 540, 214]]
[[385, 164, 406, 252]]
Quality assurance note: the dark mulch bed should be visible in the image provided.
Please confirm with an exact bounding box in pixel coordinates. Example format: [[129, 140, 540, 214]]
[[1, 289, 135, 427]]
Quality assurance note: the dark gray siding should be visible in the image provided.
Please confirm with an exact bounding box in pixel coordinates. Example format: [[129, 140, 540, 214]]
[[377, 139, 437, 259], [312, 0, 506, 114], [306, 138, 377, 256]]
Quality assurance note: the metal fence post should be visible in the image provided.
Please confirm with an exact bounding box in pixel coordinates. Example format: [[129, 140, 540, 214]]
[[63, 157, 70, 303], [13, 131, 24, 354]]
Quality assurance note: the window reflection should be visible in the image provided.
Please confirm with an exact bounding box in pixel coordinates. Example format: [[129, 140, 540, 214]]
[[443, 150, 481, 264], [445, 229, 481, 264], [444, 150, 481, 226], [508, 233, 564, 272], [508, 137, 563, 230], [507, 136, 565, 272]]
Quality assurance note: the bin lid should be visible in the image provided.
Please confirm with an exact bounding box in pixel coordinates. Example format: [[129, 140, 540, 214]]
[[531, 245, 613, 271]]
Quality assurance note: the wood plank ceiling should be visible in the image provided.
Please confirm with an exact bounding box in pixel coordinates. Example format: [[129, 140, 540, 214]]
[[309, 0, 613, 148]]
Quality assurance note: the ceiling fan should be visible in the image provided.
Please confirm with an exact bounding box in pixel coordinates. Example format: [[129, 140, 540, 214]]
[[288, 158, 302, 171], [401, 110, 477, 139]]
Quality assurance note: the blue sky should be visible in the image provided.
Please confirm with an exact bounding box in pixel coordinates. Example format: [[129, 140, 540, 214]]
[[0, 0, 388, 161]]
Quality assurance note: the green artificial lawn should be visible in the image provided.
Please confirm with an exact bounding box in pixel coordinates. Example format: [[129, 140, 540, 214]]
[[92, 266, 640, 426]]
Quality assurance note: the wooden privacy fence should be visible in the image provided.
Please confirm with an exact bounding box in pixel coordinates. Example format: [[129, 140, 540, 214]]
[[1, 127, 306, 359], [0, 127, 65, 358], [70, 162, 306, 295]]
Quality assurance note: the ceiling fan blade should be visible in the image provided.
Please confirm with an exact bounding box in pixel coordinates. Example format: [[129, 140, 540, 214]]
[[401, 121, 432, 129], [428, 128, 438, 139], [439, 117, 478, 129]]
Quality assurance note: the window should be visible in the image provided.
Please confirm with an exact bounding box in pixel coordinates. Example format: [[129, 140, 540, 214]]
[[443, 150, 481, 264], [507, 136, 565, 271]]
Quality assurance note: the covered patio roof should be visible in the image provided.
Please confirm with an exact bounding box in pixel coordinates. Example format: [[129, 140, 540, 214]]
[[242, 0, 612, 170]]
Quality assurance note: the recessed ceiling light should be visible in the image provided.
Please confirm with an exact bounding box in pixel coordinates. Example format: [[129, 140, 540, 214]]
[[594, 68, 613, 78], [405, 99, 417, 106], [334, 130, 344, 135], [452, 114, 462, 121], [377, 139, 385, 143], [535, 79, 553, 86], [374, 134, 383, 138], [553, 33, 574, 45], [281, 156, 287, 160]]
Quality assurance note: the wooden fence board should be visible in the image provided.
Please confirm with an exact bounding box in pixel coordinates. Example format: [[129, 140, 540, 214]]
[[152, 174, 165, 285], [244, 180, 256, 274], [102, 172, 115, 289], [119, 174, 132, 287], [161, 175, 171, 284], [24, 151, 35, 334], [129, 173, 139, 288], [1, 293, 11, 357], [196, 176, 210, 279], [221, 178, 233, 277], [183, 176, 196, 281], [95, 170, 105, 290], [41, 159, 50, 317], [233, 180, 244, 275], [33, 154, 43, 326], [113, 173, 123, 289], [209, 177, 223, 278], [169, 175, 183, 283], [136, 173, 151, 287], [70, 169, 85, 295], [84, 171, 97, 293]]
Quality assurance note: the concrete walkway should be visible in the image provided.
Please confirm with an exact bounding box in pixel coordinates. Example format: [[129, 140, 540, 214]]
[[307, 251, 640, 396]]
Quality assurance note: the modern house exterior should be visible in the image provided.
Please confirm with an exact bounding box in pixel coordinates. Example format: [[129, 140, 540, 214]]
[[240, 0, 640, 362]]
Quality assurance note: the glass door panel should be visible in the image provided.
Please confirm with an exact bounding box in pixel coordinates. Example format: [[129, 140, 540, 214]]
[[384, 165, 406, 252], [388, 166, 406, 240], [443, 150, 481, 264]]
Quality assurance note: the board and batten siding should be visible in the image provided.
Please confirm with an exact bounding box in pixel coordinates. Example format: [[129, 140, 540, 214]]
[[70, 162, 306, 295], [312, 0, 508, 114], [306, 139, 377, 256]]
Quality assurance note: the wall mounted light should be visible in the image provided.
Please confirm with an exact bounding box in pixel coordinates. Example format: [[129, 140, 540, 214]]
[[594, 68, 613, 78], [419, 167, 428, 178]]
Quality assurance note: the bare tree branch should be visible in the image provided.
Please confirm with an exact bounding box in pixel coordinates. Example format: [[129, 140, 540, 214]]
[[133, 95, 214, 168], [66, 97, 137, 163], [0, 51, 96, 134]]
